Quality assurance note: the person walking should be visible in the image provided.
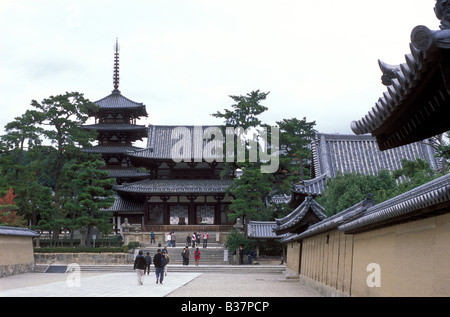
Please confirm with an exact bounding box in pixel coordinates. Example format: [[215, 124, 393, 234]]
[[153, 249, 167, 284], [150, 230, 155, 244], [194, 247, 201, 266], [191, 232, 196, 248], [171, 232, 176, 247], [133, 250, 147, 285], [248, 249, 255, 265], [144, 251, 152, 275], [167, 232, 172, 247], [202, 232, 209, 249], [162, 247, 170, 277], [186, 234, 191, 246], [182, 246, 190, 266], [238, 245, 244, 265]]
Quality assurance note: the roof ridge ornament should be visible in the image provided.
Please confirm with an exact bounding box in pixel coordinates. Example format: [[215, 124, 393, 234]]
[[113, 38, 120, 94], [435, 0, 450, 30]]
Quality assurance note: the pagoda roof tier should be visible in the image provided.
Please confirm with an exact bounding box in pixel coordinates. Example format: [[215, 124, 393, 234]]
[[350, 19, 450, 150], [92, 90, 148, 117], [82, 123, 148, 132], [127, 124, 224, 161], [82, 145, 143, 154], [114, 179, 233, 196]]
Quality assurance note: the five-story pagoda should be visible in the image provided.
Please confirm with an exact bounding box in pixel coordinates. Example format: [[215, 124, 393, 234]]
[[82, 39, 149, 184]]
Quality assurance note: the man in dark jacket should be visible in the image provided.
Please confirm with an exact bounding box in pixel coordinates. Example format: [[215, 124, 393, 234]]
[[182, 246, 190, 266], [153, 249, 167, 284], [144, 252, 152, 275], [134, 250, 147, 285]]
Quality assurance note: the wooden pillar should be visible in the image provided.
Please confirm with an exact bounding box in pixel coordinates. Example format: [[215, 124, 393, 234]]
[[214, 195, 223, 225], [143, 198, 149, 225], [161, 195, 169, 225], [188, 195, 196, 225]]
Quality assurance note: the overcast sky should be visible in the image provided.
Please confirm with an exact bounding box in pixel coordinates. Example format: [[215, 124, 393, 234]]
[[0, 0, 440, 140]]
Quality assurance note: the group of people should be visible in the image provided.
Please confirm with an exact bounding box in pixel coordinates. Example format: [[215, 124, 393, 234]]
[[186, 231, 209, 249], [133, 247, 170, 285], [238, 245, 257, 265], [181, 246, 201, 266], [166, 231, 176, 247]]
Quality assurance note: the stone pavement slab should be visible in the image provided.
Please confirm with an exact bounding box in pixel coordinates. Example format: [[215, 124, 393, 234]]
[[0, 272, 201, 297]]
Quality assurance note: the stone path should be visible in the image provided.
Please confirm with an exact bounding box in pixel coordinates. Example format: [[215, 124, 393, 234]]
[[0, 270, 323, 298]]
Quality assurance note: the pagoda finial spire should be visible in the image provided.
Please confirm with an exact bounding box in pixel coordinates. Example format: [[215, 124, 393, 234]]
[[113, 38, 120, 93]]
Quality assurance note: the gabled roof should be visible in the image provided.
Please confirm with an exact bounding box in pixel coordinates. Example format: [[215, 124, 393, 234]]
[[310, 133, 438, 179], [127, 124, 224, 161], [247, 221, 288, 239], [350, 14, 450, 150], [280, 194, 375, 243], [273, 196, 327, 235]]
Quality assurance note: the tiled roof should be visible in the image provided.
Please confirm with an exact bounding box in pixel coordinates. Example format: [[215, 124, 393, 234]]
[[310, 133, 438, 179], [82, 124, 148, 132], [106, 168, 150, 178], [82, 145, 143, 154], [278, 173, 450, 241], [114, 179, 233, 195], [247, 221, 288, 239], [127, 124, 224, 160], [94, 90, 148, 117], [350, 22, 450, 150], [0, 226, 39, 237], [339, 173, 450, 234], [291, 173, 328, 196], [280, 194, 375, 243], [274, 196, 327, 235], [103, 195, 144, 214]]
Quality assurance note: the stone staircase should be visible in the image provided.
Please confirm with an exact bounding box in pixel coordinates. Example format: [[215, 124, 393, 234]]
[[34, 263, 286, 274], [140, 245, 227, 265]]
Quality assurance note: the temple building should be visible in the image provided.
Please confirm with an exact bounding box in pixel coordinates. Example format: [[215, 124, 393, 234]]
[[286, 132, 439, 208], [267, 2, 450, 296], [83, 40, 234, 231]]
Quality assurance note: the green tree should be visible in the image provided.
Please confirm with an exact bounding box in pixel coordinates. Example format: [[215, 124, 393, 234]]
[[35, 186, 61, 246], [26, 92, 98, 202], [226, 163, 275, 221], [212, 90, 277, 221], [393, 158, 440, 193], [276, 117, 316, 191], [60, 160, 115, 247], [431, 132, 450, 173], [316, 170, 398, 216], [211, 90, 269, 130], [0, 92, 99, 226]]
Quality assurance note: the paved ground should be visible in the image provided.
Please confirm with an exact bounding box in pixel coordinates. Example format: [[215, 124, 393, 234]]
[[0, 270, 322, 298]]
